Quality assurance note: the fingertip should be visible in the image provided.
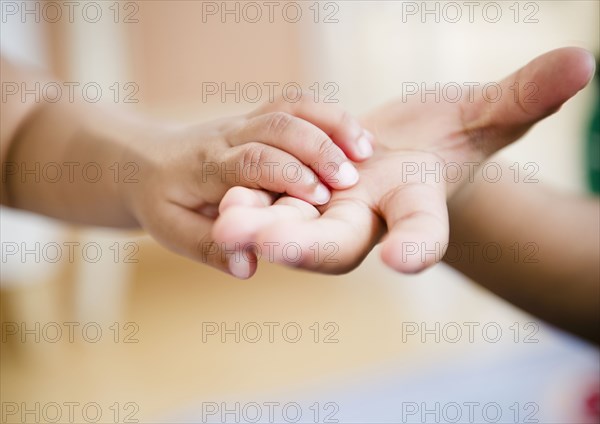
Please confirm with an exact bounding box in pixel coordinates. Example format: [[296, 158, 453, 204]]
[[311, 183, 331, 205], [559, 47, 596, 86], [380, 234, 441, 274], [219, 187, 271, 214], [380, 239, 404, 273], [579, 49, 596, 86], [381, 243, 428, 274], [228, 254, 256, 280], [340, 129, 375, 162], [329, 161, 360, 188], [329, 110, 374, 162], [532, 47, 598, 111], [355, 130, 374, 160]]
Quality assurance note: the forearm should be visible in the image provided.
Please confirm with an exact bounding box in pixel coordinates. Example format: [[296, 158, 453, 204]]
[[1, 59, 158, 228], [445, 167, 600, 342], [3, 101, 153, 227]]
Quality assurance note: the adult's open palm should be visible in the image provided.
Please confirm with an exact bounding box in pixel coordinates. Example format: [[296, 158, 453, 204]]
[[213, 48, 596, 278]]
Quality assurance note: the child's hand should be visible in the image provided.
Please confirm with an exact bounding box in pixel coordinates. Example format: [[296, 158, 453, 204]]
[[123, 96, 373, 277]]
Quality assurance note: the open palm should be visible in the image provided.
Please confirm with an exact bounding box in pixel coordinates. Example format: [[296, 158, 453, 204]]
[[213, 48, 595, 278]]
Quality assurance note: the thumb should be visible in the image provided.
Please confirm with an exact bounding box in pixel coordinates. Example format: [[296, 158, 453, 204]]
[[463, 47, 596, 155], [151, 203, 258, 279]]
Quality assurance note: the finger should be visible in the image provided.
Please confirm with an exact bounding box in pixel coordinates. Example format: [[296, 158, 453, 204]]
[[378, 181, 449, 274], [228, 112, 360, 189], [252, 95, 374, 161], [257, 198, 383, 273], [159, 203, 257, 279], [463, 47, 596, 155], [218, 186, 275, 214], [213, 196, 383, 274], [199, 187, 273, 218], [223, 143, 332, 205], [213, 196, 319, 252]]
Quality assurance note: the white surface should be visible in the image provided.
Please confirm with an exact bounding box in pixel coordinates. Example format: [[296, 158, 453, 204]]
[[169, 326, 599, 423]]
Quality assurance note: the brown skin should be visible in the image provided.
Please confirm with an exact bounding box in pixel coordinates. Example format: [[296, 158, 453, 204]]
[[2, 49, 598, 341], [447, 176, 600, 343], [1, 58, 373, 277], [214, 48, 599, 342]]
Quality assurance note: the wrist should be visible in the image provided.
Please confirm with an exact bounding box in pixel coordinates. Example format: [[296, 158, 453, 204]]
[[114, 121, 169, 228]]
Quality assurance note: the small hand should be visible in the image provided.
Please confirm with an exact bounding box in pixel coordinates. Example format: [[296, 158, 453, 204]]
[[124, 96, 372, 277]]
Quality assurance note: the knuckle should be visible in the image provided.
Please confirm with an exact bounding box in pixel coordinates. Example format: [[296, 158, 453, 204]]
[[317, 135, 342, 162], [265, 112, 294, 137], [241, 142, 267, 170]]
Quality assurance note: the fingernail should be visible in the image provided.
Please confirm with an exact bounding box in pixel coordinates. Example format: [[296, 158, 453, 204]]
[[228, 255, 250, 279], [312, 183, 331, 205], [357, 134, 373, 159], [364, 129, 375, 142], [336, 162, 359, 186]]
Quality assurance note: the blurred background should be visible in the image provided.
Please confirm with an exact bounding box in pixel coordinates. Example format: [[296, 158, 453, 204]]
[[1, 1, 599, 423]]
